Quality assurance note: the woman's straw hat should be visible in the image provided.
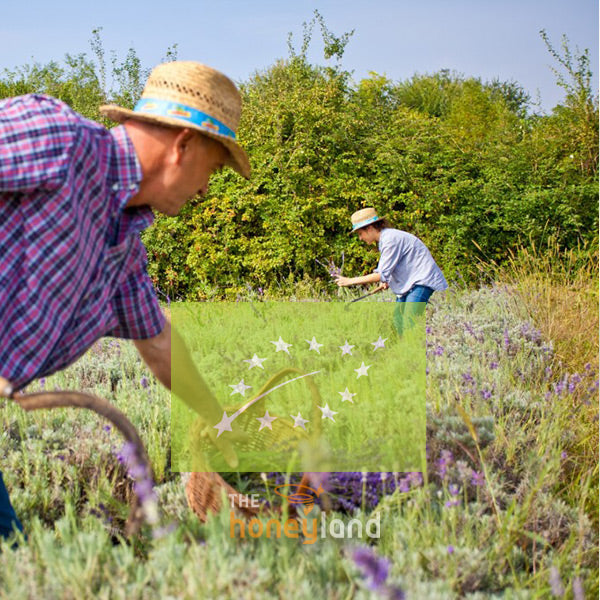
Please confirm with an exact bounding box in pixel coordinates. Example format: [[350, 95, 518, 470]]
[[350, 207, 384, 233], [100, 61, 250, 178]]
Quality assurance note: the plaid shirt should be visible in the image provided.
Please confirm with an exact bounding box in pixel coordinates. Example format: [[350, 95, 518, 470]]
[[0, 94, 166, 390]]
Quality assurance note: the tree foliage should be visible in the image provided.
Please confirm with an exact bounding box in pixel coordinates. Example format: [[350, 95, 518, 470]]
[[1, 25, 597, 299]]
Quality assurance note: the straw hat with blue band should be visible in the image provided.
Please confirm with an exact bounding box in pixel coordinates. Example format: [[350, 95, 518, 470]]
[[350, 207, 384, 233], [100, 61, 250, 179]]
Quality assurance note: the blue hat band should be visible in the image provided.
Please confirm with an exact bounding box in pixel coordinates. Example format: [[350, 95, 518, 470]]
[[133, 98, 236, 140], [352, 215, 381, 230]]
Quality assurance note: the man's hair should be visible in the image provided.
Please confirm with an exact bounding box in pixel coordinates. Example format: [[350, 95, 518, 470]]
[[370, 219, 392, 231]]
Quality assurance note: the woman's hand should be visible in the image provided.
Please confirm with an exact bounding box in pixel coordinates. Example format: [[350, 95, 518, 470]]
[[334, 276, 354, 287]]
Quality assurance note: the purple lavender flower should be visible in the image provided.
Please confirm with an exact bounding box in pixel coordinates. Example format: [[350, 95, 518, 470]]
[[572, 576, 585, 600], [489, 361, 499, 370], [407, 472, 423, 487], [447, 545, 455, 554], [352, 546, 390, 590], [480, 388, 492, 400], [448, 484, 461, 496], [114, 441, 159, 525], [553, 378, 567, 396], [140, 376, 150, 389], [503, 328, 510, 352], [397, 477, 410, 493], [444, 498, 460, 508], [462, 372, 474, 384], [470, 470, 485, 487], [103, 425, 111, 433], [568, 374, 582, 394], [549, 566, 565, 597], [433, 345, 444, 356], [436, 450, 454, 480]]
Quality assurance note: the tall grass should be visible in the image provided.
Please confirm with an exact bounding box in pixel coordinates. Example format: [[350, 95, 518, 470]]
[[0, 276, 597, 598], [477, 238, 599, 374]]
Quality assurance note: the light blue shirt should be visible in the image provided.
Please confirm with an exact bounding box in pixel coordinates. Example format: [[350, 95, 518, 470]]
[[375, 228, 448, 296]]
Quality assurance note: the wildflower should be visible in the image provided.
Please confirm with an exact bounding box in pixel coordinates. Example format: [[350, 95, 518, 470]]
[[447, 545, 454, 554], [407, 472, 423, 487], [426, 326, 432, 335], [351, 545, 406, 599], [437, 450, 453, 480], [553, 378, 567, 396], [140, 376, 150, 389], [462, 372, 474, 384], [103, 424, 111, 433], [549, 566, 565, 597], [503, 328, 510, 351], [352, 546, 390, 588], [568, 374, 582, 394], [572, 576, 585, 600], [560, 451, 567, 460], [433, 345, 444, 356], [444, 498, 460, 508], [470, 470, 485, 487], [480, 388, 492, 400], [489, 361, 499, 370], [397, 477, 410, 493], [115, 441, 159, 525], [456, 460, 470, 480], [448, 484, 461, 496]]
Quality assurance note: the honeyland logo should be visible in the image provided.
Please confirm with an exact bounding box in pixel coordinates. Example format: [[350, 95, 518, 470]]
[[229, 481, 380, 544]]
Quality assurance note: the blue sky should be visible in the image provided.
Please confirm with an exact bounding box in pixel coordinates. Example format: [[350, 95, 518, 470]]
[[1, 0, 597, 113]]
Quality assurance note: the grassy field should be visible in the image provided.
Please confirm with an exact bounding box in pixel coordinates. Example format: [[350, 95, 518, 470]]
[[0, 258, 597, 599]]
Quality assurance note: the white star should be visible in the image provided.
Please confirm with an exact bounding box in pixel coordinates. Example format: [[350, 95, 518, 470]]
[[338, 388, 356, 403], [291, 412, 309, 430], [257, 410, 277, 431], [339, 340, 355, 356], [229, 379, 252, 396], [305, 336, 324, 354], [271, 336, 292, 354], [244, 353, 267, 369], [318, 403, 338, 422], [371, 336, 388, 351], [354, 362, 371, 378], [214, 411, 235, 438]]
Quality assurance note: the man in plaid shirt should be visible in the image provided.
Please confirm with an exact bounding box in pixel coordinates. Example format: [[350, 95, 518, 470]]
[[0, 61, 250, 541]]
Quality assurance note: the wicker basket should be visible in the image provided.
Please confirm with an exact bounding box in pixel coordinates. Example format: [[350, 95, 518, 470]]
[[185, 368, 323, 522]]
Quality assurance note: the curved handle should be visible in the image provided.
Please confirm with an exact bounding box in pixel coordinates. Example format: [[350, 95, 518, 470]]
[[1, 378, 153, 537]]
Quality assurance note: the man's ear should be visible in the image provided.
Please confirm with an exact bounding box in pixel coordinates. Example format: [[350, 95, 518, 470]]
[[171, 128, 197, 164]]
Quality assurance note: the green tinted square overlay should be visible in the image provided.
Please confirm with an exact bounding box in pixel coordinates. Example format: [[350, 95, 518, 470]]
[[171, 301, 425, 473]]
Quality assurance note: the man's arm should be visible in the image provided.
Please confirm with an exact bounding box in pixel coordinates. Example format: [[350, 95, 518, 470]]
[[134, 320, 240, 467]]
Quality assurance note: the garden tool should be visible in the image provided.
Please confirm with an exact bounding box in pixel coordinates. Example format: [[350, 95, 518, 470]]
[[346, 283, 387, 308], [0, 375, 152, 536]]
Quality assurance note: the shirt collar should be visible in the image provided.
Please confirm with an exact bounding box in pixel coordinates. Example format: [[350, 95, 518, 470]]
[[109, 125, 154, 233]]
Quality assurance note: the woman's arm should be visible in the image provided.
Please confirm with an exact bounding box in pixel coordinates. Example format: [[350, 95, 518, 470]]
[[335, 272, 382, 287]]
